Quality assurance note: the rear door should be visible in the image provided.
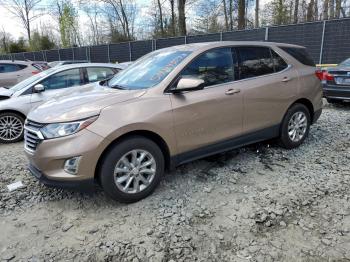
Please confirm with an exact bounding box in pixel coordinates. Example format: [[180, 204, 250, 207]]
[[84, 67, 118, 83], [30, 68, 84, 108], [0, 63, 23, 87], [235, 46, 298, 133], [170, 47, 243, 156]]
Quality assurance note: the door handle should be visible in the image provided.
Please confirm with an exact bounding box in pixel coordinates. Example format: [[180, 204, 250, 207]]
[[282, 77, 291, 82], [225, 89, 241, 95]]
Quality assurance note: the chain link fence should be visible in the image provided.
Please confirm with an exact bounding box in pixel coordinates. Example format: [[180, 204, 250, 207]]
[[1, 18, 350, 64]]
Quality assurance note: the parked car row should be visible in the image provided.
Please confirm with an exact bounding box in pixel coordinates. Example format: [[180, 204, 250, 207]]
[[0, 41, 321, 203]]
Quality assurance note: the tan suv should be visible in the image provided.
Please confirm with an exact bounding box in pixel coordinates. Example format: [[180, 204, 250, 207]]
[[25, 42, 323, 203]]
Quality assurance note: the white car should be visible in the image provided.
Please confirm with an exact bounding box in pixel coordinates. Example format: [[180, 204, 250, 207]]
[[0, 63, 126, 143]]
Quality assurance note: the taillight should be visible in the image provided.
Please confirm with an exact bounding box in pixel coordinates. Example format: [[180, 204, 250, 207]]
[[32, 71, 40, 75], [315, 70, 334, 81]]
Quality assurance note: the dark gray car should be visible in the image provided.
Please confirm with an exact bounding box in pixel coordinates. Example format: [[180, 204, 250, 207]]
[[322, 58, 350, 103]]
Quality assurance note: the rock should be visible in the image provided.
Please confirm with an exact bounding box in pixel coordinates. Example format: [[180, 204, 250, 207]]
[[62, 224, 74, 232], [147, 229, 154, 236], [321, 238, 332, 246], [279, 221, 287, 227]]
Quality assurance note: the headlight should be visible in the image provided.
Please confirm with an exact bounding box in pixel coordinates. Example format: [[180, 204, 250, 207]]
[[41, 115, 99, 139]]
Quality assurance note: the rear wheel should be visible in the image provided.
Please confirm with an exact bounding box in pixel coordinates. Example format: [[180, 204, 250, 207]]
[[279, 103, 311, 149], [0, 112, 25, 143], [99, 136, 165, 203]]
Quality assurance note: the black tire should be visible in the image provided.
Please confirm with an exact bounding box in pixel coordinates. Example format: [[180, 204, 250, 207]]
[[279, 103, 311, 149], [99, 136, 165, 203], [327, 98, 343, 104], [0, 112, 25, 144]]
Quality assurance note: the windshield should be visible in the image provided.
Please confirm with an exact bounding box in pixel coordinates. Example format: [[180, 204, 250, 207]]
[[339, 58, 350, 67], [108, 50, 192, 90], [10, 68, 56, 92]]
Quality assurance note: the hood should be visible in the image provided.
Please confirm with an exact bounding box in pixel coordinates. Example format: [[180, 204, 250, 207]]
[[0, 87, 13, 100], [28, 83, 146, 123]]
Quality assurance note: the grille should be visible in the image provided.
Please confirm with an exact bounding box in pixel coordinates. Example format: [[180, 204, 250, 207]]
[[24, 120, 45, 153]]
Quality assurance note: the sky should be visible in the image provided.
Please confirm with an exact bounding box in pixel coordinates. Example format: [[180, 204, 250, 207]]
[[0, 0, 268, 40]]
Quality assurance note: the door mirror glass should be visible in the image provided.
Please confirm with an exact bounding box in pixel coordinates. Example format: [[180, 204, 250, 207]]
[[33, 84, 45, 93], [173, 76, 205, 93]]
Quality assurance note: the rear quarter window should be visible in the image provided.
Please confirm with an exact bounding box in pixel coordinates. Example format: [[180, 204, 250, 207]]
[[279, 46, 315, 66]]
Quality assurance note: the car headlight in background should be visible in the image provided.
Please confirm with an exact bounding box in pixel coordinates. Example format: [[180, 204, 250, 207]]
[[40, 115, 99, 139]]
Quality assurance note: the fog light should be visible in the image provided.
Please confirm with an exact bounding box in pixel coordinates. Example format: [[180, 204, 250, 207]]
[[64, 156, 81, 175]]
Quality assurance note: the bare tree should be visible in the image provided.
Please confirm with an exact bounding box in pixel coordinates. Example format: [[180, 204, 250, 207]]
[[169, 0, 176, 36], [177, 0, 186, 35], [157, 0, 165, 36], [329, 0, 334, 18], [1, 0, 42, 40], [238, 0, 246, 29], [294, 0, 299, 23], [255, 0, 259, 27], [335, 0, 341, 18], [306, 0, 315, 21], [222, 0, 229, 30], [323, 0, 329, 19]]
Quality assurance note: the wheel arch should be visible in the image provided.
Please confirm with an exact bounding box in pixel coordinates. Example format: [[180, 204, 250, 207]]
[[0, 109, 26, 120], [94, 130, 171, 183], [289, 98, 315, 122]]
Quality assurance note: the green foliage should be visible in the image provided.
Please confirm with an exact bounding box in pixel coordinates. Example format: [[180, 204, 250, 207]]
[[9, 37, 27, 53], [59, 2, 78, 47], [29, 32, 56, 51]]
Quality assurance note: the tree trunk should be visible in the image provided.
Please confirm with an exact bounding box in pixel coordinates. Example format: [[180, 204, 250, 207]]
[[306, 0, 314, 21], [238, 0, 245, 29], [170, 0, 176, 36], [157, 0, 164, 36], [315, 0, 319, 20], [177, 0, 186, 36], [294, 0, 299, 23], [222, 0, 229, 31], [323, 0, 329, 19], [255, 0, 259, 28], [335, 0, 341, 18], [229, 0, 233, 30], [329, 0, 334, 19]]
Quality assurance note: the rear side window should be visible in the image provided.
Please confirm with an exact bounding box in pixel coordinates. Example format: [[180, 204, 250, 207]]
[[40, 68, 82, 90], [279, 46, 315, 66], [0, 64, 21, 73], [86, 67, 116, 83], [271, 50, 288, 72], [180, 47, 235, 87], [236, 47, 275, 79]]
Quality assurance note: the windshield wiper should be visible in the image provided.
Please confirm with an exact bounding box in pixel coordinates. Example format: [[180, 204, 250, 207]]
[[109, 84, 127, 90]]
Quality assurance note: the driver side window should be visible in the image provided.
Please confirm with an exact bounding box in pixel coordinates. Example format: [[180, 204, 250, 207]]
[[40, 68, 82, 90], [179, 48, 236, 88]]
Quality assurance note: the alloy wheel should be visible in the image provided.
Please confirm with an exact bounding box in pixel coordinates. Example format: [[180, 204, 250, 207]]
[[287, 111, 308, 142], [0, 115, 24, 142], [114, 149, 156, 194]]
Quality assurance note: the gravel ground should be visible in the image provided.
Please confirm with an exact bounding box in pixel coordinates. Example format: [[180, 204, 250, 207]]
[[0, 102, 349, 262]]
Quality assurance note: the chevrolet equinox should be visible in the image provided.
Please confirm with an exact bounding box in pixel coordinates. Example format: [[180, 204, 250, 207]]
[[25, 42, 323, 203]]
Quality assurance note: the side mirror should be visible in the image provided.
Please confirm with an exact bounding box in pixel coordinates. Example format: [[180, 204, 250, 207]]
[[33, 84, 45, 93], [172, 76, 205, 93]]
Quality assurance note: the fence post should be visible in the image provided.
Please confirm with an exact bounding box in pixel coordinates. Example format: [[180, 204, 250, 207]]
[[129, 42, 132, 62], [185, 35, 187, 44], [33, 52, 36, 61], [319, 20, 326, 64], [72, 47, 75, 61], [154, 39, 157, 50], [107, 44, 111, 62], [58, 49, 61, 61], [265, 27, 269, 41], [220, 32, 223, 41]]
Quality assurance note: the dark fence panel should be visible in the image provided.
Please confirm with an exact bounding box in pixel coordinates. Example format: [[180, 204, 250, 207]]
[[46, 50, 59, 62], [109, 43, 130, 63], [14, 53, 25, 60], [59, 48, 73, 61], [24, 52, 34, 61], [187, 33, 221, 43], [222, 28, 265, 41], [322, 19, 350, 64], [73, 47, 88, 61], [90, 45, 109, 62], [268, 22, 324, 63], [131, 40, 153, 60], [156, 37, 186, 49], [33, 51, 44, 61]]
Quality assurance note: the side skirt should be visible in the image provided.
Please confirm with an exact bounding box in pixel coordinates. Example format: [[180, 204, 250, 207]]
[[170, 124, 280, 168]]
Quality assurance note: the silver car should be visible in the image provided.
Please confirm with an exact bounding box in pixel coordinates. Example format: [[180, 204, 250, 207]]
[[0, 63, 125, 143]]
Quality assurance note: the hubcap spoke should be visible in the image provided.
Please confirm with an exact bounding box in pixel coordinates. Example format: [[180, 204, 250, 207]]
[[114, 149, 156, 194], [0, 115, 23, 142]]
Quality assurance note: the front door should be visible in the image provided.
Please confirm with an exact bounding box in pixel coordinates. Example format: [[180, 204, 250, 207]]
[[30, 68, 83, 108], [170, 47, 243, 156]]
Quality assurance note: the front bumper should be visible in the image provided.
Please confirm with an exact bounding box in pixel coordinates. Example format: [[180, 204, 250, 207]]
[[323, 83, 350, 100], [25, 128, 110, 186]]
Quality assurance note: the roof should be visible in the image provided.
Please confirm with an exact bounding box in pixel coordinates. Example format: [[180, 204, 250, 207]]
[[158, 41, 305, 53], [49, 62, 126, 71], [0, 60, 46, 65]]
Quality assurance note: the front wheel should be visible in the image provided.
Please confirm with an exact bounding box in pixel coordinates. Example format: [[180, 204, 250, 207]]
[[0, 112, 25, 143], [279, 103, 311, 149], [99, 136, 165, 203]]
